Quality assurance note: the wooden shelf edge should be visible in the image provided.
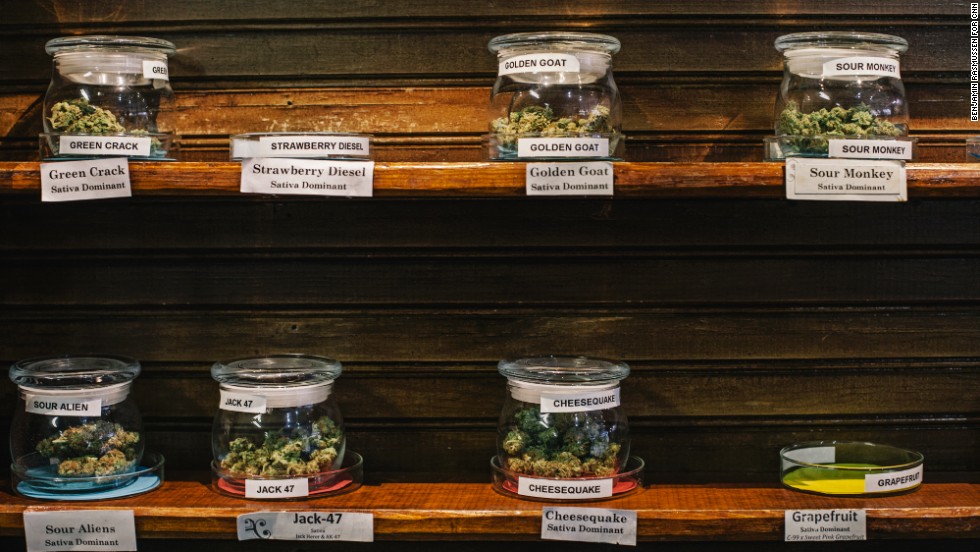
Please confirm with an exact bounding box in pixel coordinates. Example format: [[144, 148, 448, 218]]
[[2, 161, 980, 198], [1, 480, 978, 541]]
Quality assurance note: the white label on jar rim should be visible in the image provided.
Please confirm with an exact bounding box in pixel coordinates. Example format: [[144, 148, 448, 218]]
[[245, 478, 310, 499], [526, 161, 614, 196], [518, 137, 609, 159], [143, 60, 170, 81], [540, 387, 620, 413], [499, 53, 580, 76], [541, 507, 637, 546], [219, 390, 268, 413], [58, 135, 152, 158], [40, 158, 132, 202], [828, 139, 913, 160], [257, 135, 371, 158], [823, 56, 900, 78], [24, 509, 138, 552], [784, 509, 866, 542], [238, 512, 374, 542], [864, 464, 923, 493], [25, 394, 102, 417], [783, 446, 836, 465], [785, 158, 906, 202], [240, 157, 374, 197], [518, 476, 614, 500]]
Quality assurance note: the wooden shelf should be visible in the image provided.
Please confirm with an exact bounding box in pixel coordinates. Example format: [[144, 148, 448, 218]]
[[1, 478, 978, 541], [3, 162, 980, 198]]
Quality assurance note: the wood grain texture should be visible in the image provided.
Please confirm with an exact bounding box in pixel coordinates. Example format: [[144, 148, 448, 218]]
[[0, 479, 977, 540]]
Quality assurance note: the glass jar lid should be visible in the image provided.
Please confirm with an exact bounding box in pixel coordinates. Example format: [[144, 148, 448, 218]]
[[10, 354, 141, 390], [775, 32, 908, 54], [46, 35, 176, 56], [498, 355, 629, 386], [489, 32, 621, 55], [211, 354, 341, 389]]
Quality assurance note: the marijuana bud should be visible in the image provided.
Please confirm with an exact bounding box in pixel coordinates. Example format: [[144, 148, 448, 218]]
[[776, 101, 902, 154], [36, 420, 140, 477], [219, 415, 344, 478], [48, 98, 126, 135], [491, 105, 614, 149]]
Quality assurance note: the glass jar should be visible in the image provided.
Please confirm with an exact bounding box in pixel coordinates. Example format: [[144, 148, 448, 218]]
[[493, 356, 641, 501], [42, 35, 176, 159], [211, 354, 358, 499], [767, 31, 911, 159], [9, 355, 145, 494], [487, 32, 623, 160]]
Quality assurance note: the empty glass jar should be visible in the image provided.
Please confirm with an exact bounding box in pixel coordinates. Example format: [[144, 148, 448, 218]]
[[767, 31, 911, 159], [9, 355, 146, 494], [211, 354, 358, 499], [42, 35, 176, 158], [487, 32, 623, 160]]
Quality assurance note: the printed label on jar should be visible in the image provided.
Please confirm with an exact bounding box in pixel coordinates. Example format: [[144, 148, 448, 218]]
[[518, 476, 614, 500], [864, 464, 923, 493], [518, 137, 609, 159], [828, 139, 913, 160], [499, 53, 581, 76], [822, 56, 900, 79], [256, 135, 371, 158], [219, 390, 268, 413], [245, 478, 310, 499], [143, 60, 170, 81], [540, 388, 620, 413], [25, 394, 102, 417], [58, 135, 152, 158]]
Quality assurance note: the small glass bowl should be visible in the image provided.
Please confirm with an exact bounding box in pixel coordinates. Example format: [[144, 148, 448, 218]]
[[780, 441, 924, 497], [491, 454, 643, 502]]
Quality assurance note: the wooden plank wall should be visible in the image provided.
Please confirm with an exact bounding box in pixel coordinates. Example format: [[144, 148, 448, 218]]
[[0, 0, 978, 539], [0, 1, 972, 162]]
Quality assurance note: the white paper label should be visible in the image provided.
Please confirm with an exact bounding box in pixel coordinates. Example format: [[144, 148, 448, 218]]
[[499, 53, 580, 75], [541, 388, 620, 413], [238, 512, 374, 542], [526, 161, 614, 196], [24, 509, 137, 552], [542, 507, 637, 546], [865, 464, 923, 493], [823, 56, 900, 79], [244, 478, 310, 499], [256, 135, 371, 158], [518, 137, 609, 158], [41, 158, 132, 202], [57, 136, 152, 158], [25, 394, 102, 417], [143, 60, 169, 81], [218, 390, 267, 414], [517, 476, 614, 500], [785, 158, 906, 202], [240, 158, 374, 197], [829, 139, 913, 160], [785, 509, 866, 542]]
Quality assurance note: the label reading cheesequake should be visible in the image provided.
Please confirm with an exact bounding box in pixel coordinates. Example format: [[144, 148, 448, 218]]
[[499, 53, 580, 76], [540, 387, 620, 413], [518, 477, 614, 500]]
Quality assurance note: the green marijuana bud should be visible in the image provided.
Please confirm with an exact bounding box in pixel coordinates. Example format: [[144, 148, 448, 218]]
[[776, 101, 902, 154], [219, 416, 343, 477], [500, 405, 622, 478], [48, 98, 126, 135], [491, 105, 613, 148], [36, 420, 140, 477]]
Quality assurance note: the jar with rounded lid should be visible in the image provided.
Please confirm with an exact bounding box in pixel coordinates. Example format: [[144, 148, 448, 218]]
[[487, 32, 623, 160], [496, 356, 631, 481], [9, 355, 145, 492], [768, 31, 911, 159], [42, 35, 176, 159], [211, 354, 356, 499]]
